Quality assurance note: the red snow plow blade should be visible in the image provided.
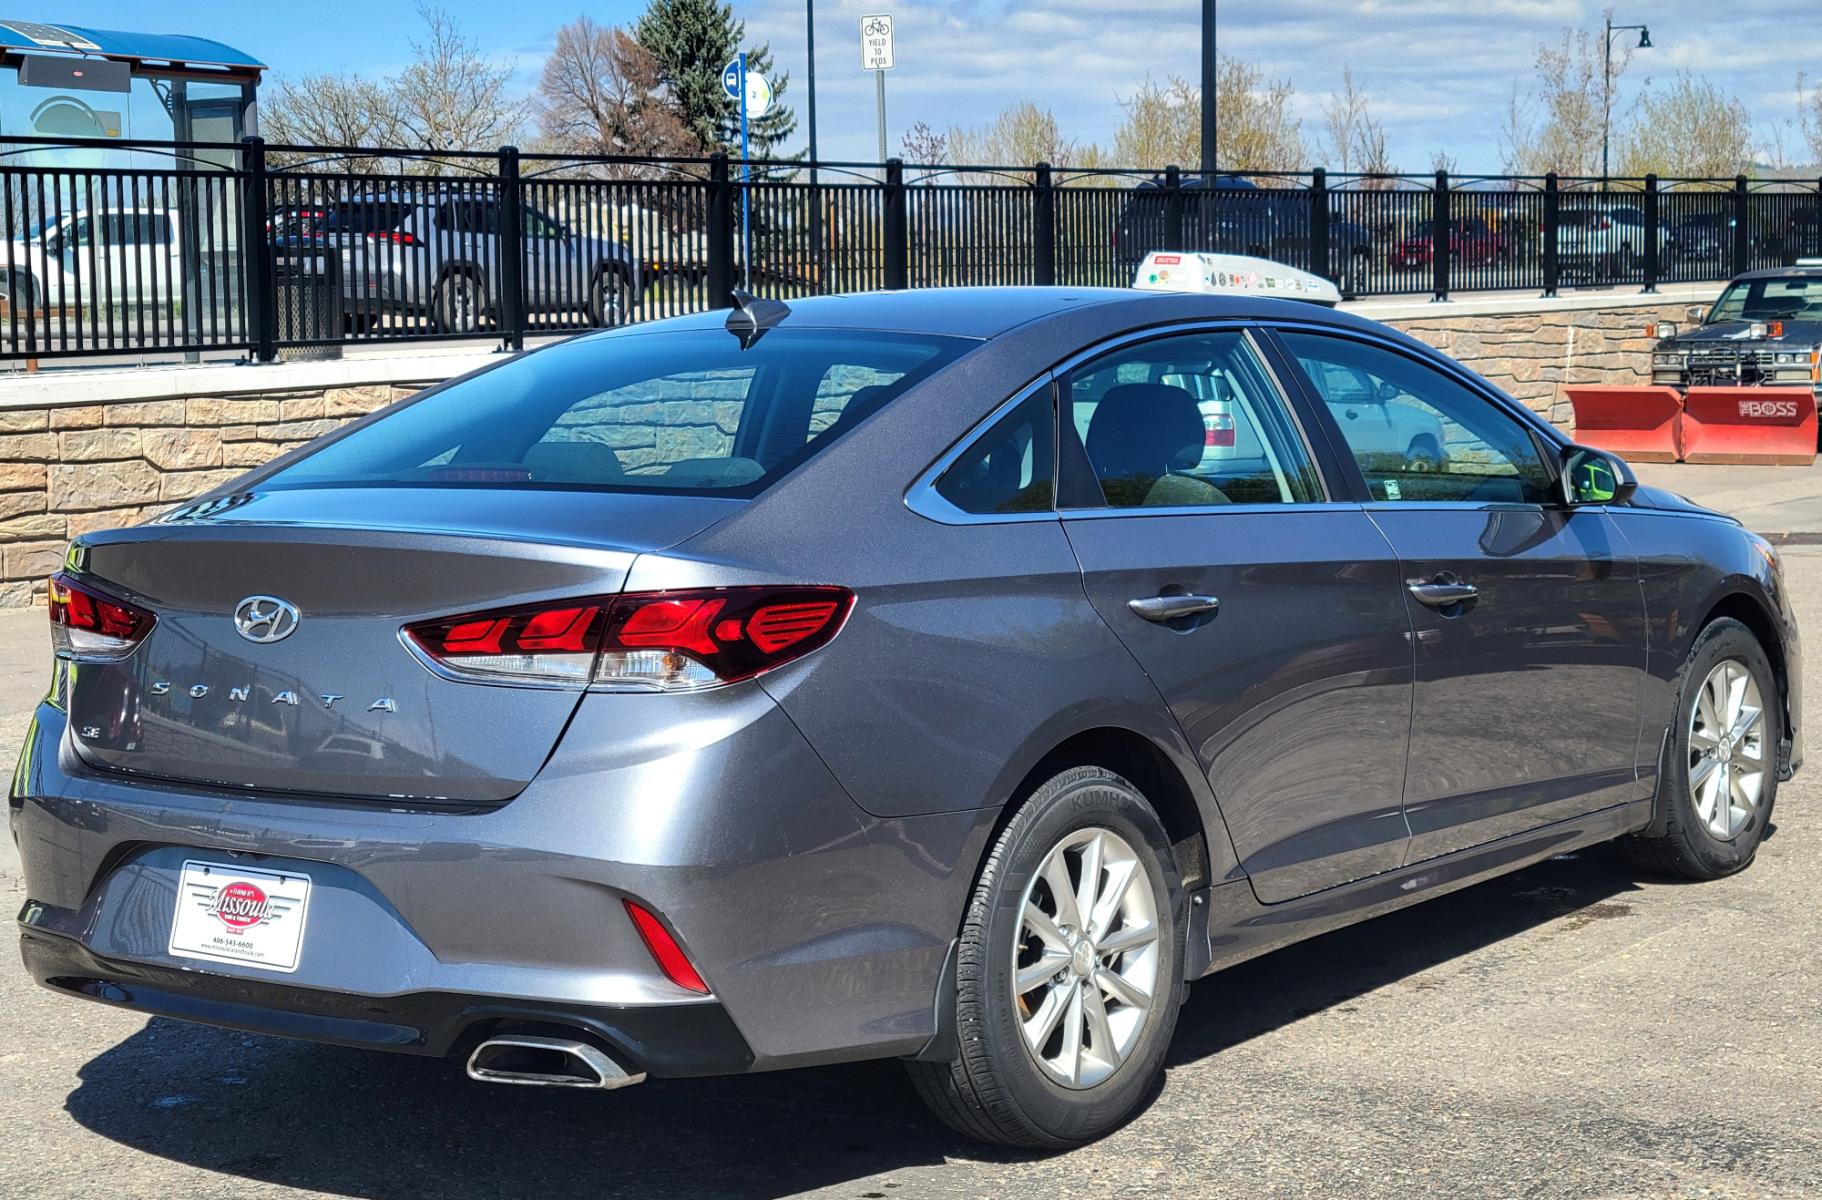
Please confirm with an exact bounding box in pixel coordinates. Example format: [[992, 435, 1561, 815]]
[[1679, 387, 1819, 466], [1564, 385, 1685, 463]]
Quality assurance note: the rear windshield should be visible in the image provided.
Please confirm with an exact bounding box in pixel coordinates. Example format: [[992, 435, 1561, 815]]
[[256, 328, 972, 497]]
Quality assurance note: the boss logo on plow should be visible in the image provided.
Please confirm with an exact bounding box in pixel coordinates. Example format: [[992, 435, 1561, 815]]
[[1738, 399, 1801, 419]]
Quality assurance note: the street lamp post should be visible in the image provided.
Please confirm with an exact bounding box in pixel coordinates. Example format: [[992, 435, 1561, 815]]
[[1200, 0, 1216, 171], [1601, 16, 1652, 183]]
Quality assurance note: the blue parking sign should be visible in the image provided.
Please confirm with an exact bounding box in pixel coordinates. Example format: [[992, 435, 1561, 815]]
[[722, 59, 742, 99]]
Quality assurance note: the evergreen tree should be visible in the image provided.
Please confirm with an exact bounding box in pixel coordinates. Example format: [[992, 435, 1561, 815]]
[[634, 0, 797, 162]]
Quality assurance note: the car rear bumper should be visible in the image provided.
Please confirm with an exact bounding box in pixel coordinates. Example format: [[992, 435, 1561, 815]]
[[11, 689, 990, 1074], [19, 924, 756, 1075]]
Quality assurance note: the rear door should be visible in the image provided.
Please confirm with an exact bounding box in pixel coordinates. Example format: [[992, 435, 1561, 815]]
[[1272, 328, 1648, 862], [1060, 327, 1416, 904]]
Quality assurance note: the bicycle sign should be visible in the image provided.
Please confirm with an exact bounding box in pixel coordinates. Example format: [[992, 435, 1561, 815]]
[[861, 14, 894, 70]]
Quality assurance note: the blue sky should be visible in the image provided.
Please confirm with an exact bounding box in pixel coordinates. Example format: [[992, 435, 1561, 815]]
[[58, 0, 1822, 167]]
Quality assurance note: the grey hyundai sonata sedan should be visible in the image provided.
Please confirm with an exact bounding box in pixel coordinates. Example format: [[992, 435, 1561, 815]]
[[13, 286, 1803, 1148]]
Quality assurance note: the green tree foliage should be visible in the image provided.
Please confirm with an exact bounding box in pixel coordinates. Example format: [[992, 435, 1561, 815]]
[[634, 0, 796, 161]]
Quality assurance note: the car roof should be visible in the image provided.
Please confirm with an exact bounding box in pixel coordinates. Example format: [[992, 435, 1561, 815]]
[[575, 286, 1386, 342], [1728, 267, 1822, 283]]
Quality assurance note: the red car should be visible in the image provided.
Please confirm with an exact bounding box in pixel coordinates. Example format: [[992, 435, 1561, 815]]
[[1390, 217, 1508, 269]]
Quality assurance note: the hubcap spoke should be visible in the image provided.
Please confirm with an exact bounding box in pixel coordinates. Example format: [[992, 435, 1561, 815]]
[[1060, 983, 1087, 1085], [1096, 966, 1152, 1011], [1096, 921, 1157, 957], [1021, 979, 1070, 1051], [1016, 951, 1069, 994], [1088, 860, 1140, 938], [1075, 831, 1106, 933], [1023, 903, 1070, 954], [1041, 853, 1085, 933]]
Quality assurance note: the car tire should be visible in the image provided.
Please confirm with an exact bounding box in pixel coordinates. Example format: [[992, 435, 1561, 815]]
[[432, 273, 484, 335], [907, 765, 1185, 1149], [588, 268, 633, 328], [1616, 618, 1780, 881]]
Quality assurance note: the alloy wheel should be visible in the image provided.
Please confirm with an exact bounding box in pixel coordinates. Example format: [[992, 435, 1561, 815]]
[[1012, 826, 1160, 1090], [1688, 658, 1766, 841]]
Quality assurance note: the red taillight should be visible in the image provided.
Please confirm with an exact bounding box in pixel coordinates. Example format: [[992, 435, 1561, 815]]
[[367, 230, 418, 245], [48, 571, 155, 661], [623, 900, 708, 994], [1204, 412, 1236, 448], [403, 586, 854, 691]]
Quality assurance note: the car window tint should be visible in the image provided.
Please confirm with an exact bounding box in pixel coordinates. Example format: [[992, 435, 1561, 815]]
[[934, 389, 1055, 515], [1708, 276, 1822, 322], [1280, 331, 1553, 504], [259, 330, 969, 497], [1067, 331, 1319, 508]]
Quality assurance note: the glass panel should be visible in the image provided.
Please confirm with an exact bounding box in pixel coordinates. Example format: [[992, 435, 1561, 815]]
[[260, 329, 969, 497], [934, 388, 1055, 515], [1067, 331, 1320, 508], [1280, 331, 1554, 505]]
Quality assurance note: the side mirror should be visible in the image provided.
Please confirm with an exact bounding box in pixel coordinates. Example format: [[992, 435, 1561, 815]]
[[1561, 445, 1637, 507], [1685, 304, 1708, 324]]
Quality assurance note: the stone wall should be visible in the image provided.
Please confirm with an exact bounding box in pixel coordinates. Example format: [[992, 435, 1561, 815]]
[[0, 292, 1704, 607], [0, 384, 419, 606], [1384, 298, 1689, 428]]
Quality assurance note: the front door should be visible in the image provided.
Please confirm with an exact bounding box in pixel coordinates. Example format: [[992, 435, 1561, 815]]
[[1275, 329, 1649, 862], [1060, 328, 1416, 904]]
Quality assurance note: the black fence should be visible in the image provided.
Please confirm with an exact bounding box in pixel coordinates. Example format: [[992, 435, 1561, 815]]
[[4, 134, 1821, 363]]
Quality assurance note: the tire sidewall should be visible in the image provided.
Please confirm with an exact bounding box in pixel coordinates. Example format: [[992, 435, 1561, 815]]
[[974, 769, 1185, 1143], [1666, 620, 1780, 873]]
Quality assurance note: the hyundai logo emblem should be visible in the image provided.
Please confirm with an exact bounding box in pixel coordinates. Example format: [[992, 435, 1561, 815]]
[[233, 595, 301, 644]]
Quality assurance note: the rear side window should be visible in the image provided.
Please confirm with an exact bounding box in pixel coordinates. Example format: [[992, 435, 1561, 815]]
[[258, 329, 971, 497], [934, 388, 1055, 515]]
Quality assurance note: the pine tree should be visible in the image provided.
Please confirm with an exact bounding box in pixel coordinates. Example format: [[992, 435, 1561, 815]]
[[634, 0, 797, 162]]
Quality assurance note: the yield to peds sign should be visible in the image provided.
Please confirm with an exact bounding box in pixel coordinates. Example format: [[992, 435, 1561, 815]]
[[861, 14, 894, 70]]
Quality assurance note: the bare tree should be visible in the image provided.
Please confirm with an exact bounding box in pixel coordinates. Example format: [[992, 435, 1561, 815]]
[[901, 121, 949, 168], [1502, 22, 1630, 176], [262, 74, 398, 172], [1430, 149, 1458, 174], [391, 6, 526, 156], [1318, 68, 1369, 172], [537, 15, 698, 174], [260, 6, 524, 174], [948, 102, 1077, 179], [1112, 78, 1199, 170], [1799, 72, 1822, 167], [1616, 72, 1752, 179], [1211, 57, 1305, 172]]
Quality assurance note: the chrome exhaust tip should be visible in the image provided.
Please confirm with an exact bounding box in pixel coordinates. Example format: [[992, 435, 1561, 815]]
[[465, 1034, 645, 1090]]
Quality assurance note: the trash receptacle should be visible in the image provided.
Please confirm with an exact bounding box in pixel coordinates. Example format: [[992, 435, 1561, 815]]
[[274, 252, 343, 362]]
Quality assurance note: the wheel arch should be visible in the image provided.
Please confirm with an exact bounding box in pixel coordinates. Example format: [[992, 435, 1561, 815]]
[[1644, 585, 1795, 838]]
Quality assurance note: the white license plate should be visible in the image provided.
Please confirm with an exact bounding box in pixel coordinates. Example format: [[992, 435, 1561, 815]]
[[168, 860, 312, 972]]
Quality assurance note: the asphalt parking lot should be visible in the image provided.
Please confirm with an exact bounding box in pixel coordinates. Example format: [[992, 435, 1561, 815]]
[[3, 463, 1820, 1200]]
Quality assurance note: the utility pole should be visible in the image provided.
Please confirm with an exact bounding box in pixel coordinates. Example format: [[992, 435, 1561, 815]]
[[807, 0, 822, 283], [1200, 0, 1216, 171]]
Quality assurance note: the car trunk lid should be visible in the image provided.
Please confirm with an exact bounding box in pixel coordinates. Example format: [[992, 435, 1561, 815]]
[[64, 487, 740, 804]]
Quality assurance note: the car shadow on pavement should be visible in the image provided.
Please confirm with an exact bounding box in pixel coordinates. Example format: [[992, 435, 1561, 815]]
[[62, 848, 1647, 1200]]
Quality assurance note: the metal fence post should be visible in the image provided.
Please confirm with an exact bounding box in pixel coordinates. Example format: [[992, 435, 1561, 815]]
[[1163, 165, 1183, 250], [1642, 173, 1660, 293], [883, 157, 908, 290], [1733, 175, 1751, 277], [1033, 161, 1056, 286], [240, 136, 275, 363], [1310, 167, 1330, 282], [1543, 173, 1560, 298], [1431, 170, 1450, 302], [497, 145, 525, 352], [707, 153, 735, 306]]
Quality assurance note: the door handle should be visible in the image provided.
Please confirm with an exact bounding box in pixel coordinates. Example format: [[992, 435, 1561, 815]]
[[1127, 594, 1220, 623], [1406, 578, 1479, 609]]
